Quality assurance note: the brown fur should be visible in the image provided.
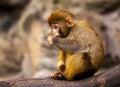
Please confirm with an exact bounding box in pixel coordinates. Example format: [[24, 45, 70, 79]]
[[48, 9, 104, 80]]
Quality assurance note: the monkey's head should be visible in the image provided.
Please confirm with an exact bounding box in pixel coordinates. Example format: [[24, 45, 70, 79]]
[[48, 9, 78, 38]]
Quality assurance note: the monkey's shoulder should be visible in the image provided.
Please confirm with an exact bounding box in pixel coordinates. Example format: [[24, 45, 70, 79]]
[[77, 21, 100, 38]]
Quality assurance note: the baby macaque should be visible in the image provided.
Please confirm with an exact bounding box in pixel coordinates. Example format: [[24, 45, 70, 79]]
[[47, 9, 104, 80]]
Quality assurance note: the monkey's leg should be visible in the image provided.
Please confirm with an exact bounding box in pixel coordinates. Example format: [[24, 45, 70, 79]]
[[50, 51, 66, 80], [57, 51, 66, 72], [64, 54, 93, 80]]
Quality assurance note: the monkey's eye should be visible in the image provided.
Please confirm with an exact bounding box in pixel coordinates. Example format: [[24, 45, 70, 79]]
[[53, 24, 59, 29]]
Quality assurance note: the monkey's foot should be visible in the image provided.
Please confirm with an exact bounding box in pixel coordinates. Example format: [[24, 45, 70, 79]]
[[50, 70, 65, 80]]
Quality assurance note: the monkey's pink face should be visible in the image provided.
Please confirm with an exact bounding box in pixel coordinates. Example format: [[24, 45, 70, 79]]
[[50, 24, 61, 37]]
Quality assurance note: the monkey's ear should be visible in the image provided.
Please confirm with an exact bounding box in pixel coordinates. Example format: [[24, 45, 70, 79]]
[[65, 17, 74, 27]]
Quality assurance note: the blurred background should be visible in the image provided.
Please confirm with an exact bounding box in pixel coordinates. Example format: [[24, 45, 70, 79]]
[[0, 0, 120, 81]]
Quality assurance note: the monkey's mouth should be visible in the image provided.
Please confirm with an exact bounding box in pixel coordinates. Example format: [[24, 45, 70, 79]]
[[53, 32, 61, 37], [51, 28, 62, 37]]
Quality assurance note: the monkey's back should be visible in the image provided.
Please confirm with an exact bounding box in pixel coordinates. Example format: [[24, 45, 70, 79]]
[[71, 21, 104, 70]]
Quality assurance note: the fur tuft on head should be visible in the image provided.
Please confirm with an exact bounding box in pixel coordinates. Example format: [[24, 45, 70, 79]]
[[48, 9, 78, 26]]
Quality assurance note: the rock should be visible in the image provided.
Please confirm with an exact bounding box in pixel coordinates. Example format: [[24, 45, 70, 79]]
[[17, 0, 56, 78], [0, 13, 17, 32], [33, 69, 53, 78], [0, 0, 30, 32], [0, 65, 120, 87], [0, 0, 30, 6], [76, 10, 103, 30], [81, 0, 120, 13], [0, 39, 24, 76], [103, 9, 120, 64], [0, 0, 30, 77]]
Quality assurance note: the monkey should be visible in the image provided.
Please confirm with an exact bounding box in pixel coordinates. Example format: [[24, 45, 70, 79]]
[[47, 9, 104, 80]]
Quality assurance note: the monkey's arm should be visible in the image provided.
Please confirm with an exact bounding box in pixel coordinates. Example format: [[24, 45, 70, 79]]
[[52, 37, 82, 53]]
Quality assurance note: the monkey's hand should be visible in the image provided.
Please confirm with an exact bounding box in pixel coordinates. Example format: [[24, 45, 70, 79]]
[[47, 35, 59, 46], [47, 35, 54, 46]]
